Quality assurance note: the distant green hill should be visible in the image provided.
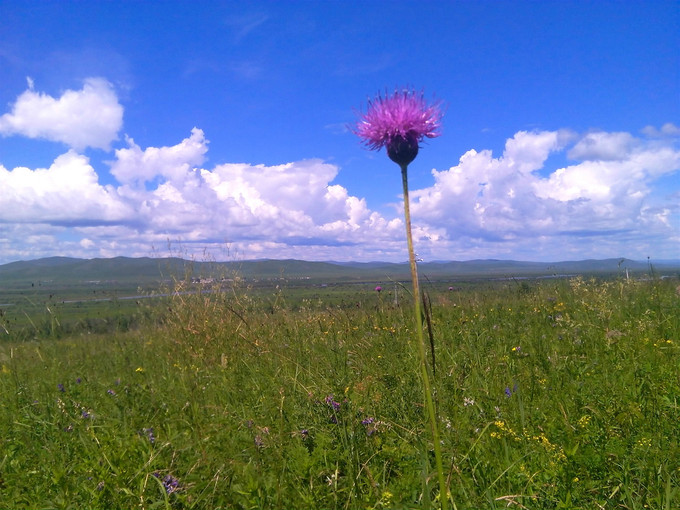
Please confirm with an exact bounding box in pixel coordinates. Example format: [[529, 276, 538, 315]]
[[0, 256, 677, 286]]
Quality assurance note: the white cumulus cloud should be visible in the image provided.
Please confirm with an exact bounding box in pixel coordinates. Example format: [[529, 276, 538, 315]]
[[0, 151, 132, 225], [0, 77, 123, 151], [407, 128, 680, 260], [0, 125, 678, 264], [110, 128, 208, 185]]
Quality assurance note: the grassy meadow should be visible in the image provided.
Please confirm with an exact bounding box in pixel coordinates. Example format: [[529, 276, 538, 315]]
[[0, 271, 678, 509]]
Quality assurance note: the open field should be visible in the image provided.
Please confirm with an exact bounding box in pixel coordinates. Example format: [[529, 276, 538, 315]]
[[0, 260, 679, 509], [2, 256, 677, 342]]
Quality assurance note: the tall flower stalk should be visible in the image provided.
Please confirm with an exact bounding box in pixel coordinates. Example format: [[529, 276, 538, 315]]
[[354, 88, 447, 509]]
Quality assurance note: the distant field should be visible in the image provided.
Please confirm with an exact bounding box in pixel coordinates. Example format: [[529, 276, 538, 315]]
[[2, 256, 678, 342]]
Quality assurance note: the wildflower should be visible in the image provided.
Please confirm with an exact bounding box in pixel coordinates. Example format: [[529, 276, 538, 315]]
[[135, 367, 144, 373], [76, 377, 82, 384], [96, 481, 105, 491], [463, 397, 475, 407], [505, 387, 512, 398], [81, 410, 92, 419], [153, 472, 180, 494], [140, 427, 155, 444], [57, 383, 65, 392], [354, 88, 443, 166], [375, 285, 382, 292], [325, 394, 341, 411], [361, 417, 375, 426], [107, 389, 116, 396], [353, 87, 446, 510], [254, 435, 265, 448]]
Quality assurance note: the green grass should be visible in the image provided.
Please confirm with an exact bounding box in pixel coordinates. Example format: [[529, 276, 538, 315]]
[[1, 276, 678, 509]]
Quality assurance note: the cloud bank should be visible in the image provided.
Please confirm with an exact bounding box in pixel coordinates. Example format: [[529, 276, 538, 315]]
[[0, 78, 678, 264], [0, 78, 123, 151]]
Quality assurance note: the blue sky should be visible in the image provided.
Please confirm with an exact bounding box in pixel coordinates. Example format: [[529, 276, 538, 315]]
[[1, 0, 678, 264]]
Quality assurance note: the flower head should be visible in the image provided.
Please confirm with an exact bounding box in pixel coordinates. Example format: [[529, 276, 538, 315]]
[[153, 472, 180, 494], [354, 88, 443, 166]]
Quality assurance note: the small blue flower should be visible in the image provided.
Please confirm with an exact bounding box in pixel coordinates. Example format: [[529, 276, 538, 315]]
[[57, 383, 65, 392], [504, 387, 512, 398]]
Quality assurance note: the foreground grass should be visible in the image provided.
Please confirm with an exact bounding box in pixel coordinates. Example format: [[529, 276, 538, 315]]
[[1, 277, 678, 509]]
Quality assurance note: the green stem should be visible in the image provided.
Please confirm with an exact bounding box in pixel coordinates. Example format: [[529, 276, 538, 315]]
[[401, 164, 448, 510]]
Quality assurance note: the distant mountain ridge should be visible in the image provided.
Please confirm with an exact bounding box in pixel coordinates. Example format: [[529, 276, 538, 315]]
[[0, 256, 678, 285]]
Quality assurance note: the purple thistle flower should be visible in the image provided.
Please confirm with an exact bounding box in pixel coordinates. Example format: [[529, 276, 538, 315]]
[[354, 88, 443, 166]]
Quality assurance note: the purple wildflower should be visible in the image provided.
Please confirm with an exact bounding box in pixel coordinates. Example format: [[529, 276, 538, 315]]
[[153, 472, 180, 494], [362, 417, 378, 436], [141, 427, 155, 444], [375, 285, 382, 292], [325, 395, 341, 411], [76, 377, 82, 384], [354, 88, 443, 166], [107, 389, 116, 396], [505, 386, 512, 398], [57, 383, 65, 392]]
